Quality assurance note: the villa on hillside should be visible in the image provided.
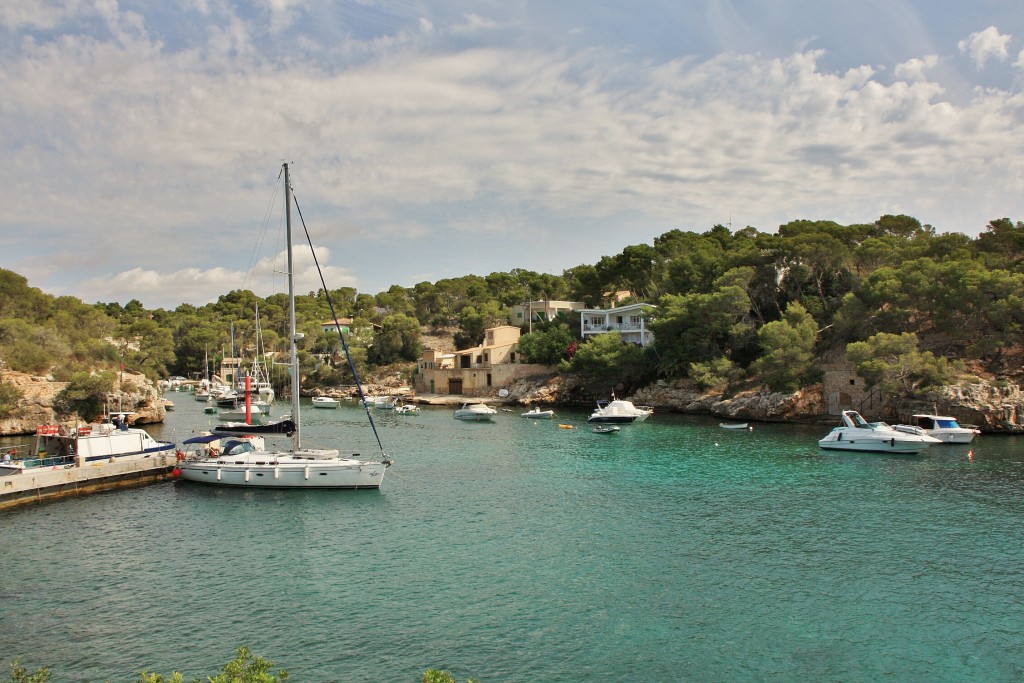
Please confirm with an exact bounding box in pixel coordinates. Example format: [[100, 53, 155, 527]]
[[415, 325, 552, 396], [509, 300, 586, 329], [320, 317, 354, 335], [579, 302, 656, 347]]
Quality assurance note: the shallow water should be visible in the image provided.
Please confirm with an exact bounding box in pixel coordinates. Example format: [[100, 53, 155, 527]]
[[2, 398, 1023, 681]]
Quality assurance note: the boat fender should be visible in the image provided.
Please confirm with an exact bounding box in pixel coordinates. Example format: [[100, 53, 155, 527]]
[[172, 467, 182, 477], [837, 432, 842, 441], [890, 437, 895, 447], [245, 469, 250, 482]]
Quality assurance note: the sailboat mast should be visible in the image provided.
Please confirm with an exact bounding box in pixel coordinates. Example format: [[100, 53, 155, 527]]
[[284, 162, 301, 450]]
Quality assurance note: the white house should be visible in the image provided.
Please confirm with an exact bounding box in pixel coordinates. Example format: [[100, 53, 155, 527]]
[[579, 303, 656, 347]]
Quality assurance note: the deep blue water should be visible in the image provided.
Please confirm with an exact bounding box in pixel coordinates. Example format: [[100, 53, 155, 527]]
[[2, 396, 1023, 682]]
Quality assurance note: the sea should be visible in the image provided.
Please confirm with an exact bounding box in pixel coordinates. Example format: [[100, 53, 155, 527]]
[[1, 394, 1023, 682]]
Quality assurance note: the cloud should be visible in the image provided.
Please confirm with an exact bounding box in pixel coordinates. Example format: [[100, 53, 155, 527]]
[[958, 26, 1011, 69], [2, 4, 1024, 308], [894, 54, 939, 81], [75, 246, 356, 308]]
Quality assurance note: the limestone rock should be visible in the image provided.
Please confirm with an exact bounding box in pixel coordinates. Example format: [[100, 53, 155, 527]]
[[0, 370, 164, 436]]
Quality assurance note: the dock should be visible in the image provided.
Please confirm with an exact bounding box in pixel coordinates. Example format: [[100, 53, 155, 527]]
[[0, 455, 177, 511]]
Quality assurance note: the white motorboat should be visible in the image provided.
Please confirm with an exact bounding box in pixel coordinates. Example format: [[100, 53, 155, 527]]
[[175, 164, 392, 489], [453, 402, 497, 421], [719, 422, 749, 430], [311, 396, 340, 409], [392, 400, 420, 414], [818, 410, 942, 454], [10, 412, 176, 473], [219, 404, 265, 422], [894, 414, 980, 444], [587, 399, 653, 424], [521, 407, 555, 419]]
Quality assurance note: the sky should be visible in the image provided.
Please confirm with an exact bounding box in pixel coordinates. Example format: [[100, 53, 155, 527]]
[[2, 1, 1023, 310]]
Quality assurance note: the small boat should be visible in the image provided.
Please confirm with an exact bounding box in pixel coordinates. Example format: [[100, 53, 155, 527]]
[[392, 399, 420, 414], [818, 410, 942, 454], [454, 402, 497, 421], [162, 399, 175, 411], [593, 425, 620, 434], [893, 414, 980, 444], [213, 389, 240, 407], [218, 404, 265, 423], [587, 399, 654, 424], [719, 422, 749, 430], [521, 407, 555, 419], [311, 396, 340, 409], [558, 423, 576, 430]]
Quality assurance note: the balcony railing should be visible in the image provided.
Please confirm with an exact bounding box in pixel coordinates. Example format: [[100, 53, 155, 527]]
[[582, 322, 644, 332]]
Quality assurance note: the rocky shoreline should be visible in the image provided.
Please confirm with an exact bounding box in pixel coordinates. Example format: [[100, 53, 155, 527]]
[[3, 370, 1023, 436], [500, 375, 1024, 434]]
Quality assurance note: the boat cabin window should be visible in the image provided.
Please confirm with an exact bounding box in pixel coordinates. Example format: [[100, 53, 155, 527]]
[[224, 441, 256, 455], [849, 412, 869, 427]]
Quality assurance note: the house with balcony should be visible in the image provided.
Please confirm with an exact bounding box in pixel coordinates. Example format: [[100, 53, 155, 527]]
[[579, 302, 656, 347], [510, 300, 586, 329], [415, 325, 552, 396]]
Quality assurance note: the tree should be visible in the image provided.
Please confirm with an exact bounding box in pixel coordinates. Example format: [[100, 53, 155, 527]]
[[122, 319, 176, 378], [367, 313, 422, 365], [517, 324, 575, 365], [54, 371, 116, 421], [647, 286, 751, 378], [452, 301, 505, 350], [5, 660, 50, 682], [561, 332, 651, 394], [752, 302, 819, 392], [136, 646, 287, 683], [0, 382, 23, 419], [846, 332, 962, 397], [688, 357, 741, 390]]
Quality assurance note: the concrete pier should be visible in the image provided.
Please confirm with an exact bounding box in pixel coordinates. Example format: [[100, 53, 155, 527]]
[[0, 455, 176, 511]]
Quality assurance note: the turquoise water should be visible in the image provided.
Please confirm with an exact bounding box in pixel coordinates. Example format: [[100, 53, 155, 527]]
[[2, 397, 1023, 681]]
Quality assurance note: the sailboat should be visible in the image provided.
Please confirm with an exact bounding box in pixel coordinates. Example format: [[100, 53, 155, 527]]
[[250, 303, 276, 405], [174, 163, 393, 488]]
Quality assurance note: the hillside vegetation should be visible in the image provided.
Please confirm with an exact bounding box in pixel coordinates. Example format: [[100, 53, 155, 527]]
[[1, 215, 1022, 412]]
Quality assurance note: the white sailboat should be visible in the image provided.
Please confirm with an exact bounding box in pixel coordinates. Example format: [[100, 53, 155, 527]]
[[250, 303, 276, 405], [175, 163, 392, 488]]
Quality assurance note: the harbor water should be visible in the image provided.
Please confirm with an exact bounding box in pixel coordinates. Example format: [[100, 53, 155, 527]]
[[1, 396, 1023, 681]]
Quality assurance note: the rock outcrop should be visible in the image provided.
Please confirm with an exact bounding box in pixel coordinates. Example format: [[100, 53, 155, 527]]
[[898, 383, 1024, 434], [630, 380, 828, 422], [0, 370, 164, 436]]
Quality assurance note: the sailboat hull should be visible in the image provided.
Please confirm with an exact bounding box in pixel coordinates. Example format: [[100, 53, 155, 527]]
[[177, 453, 386, 488]]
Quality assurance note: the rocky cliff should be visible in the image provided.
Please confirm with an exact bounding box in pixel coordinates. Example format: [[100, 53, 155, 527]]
[[0, 370, 165, 436], [898, 383, 1024, 433], [503, 374, 1023, 433]]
